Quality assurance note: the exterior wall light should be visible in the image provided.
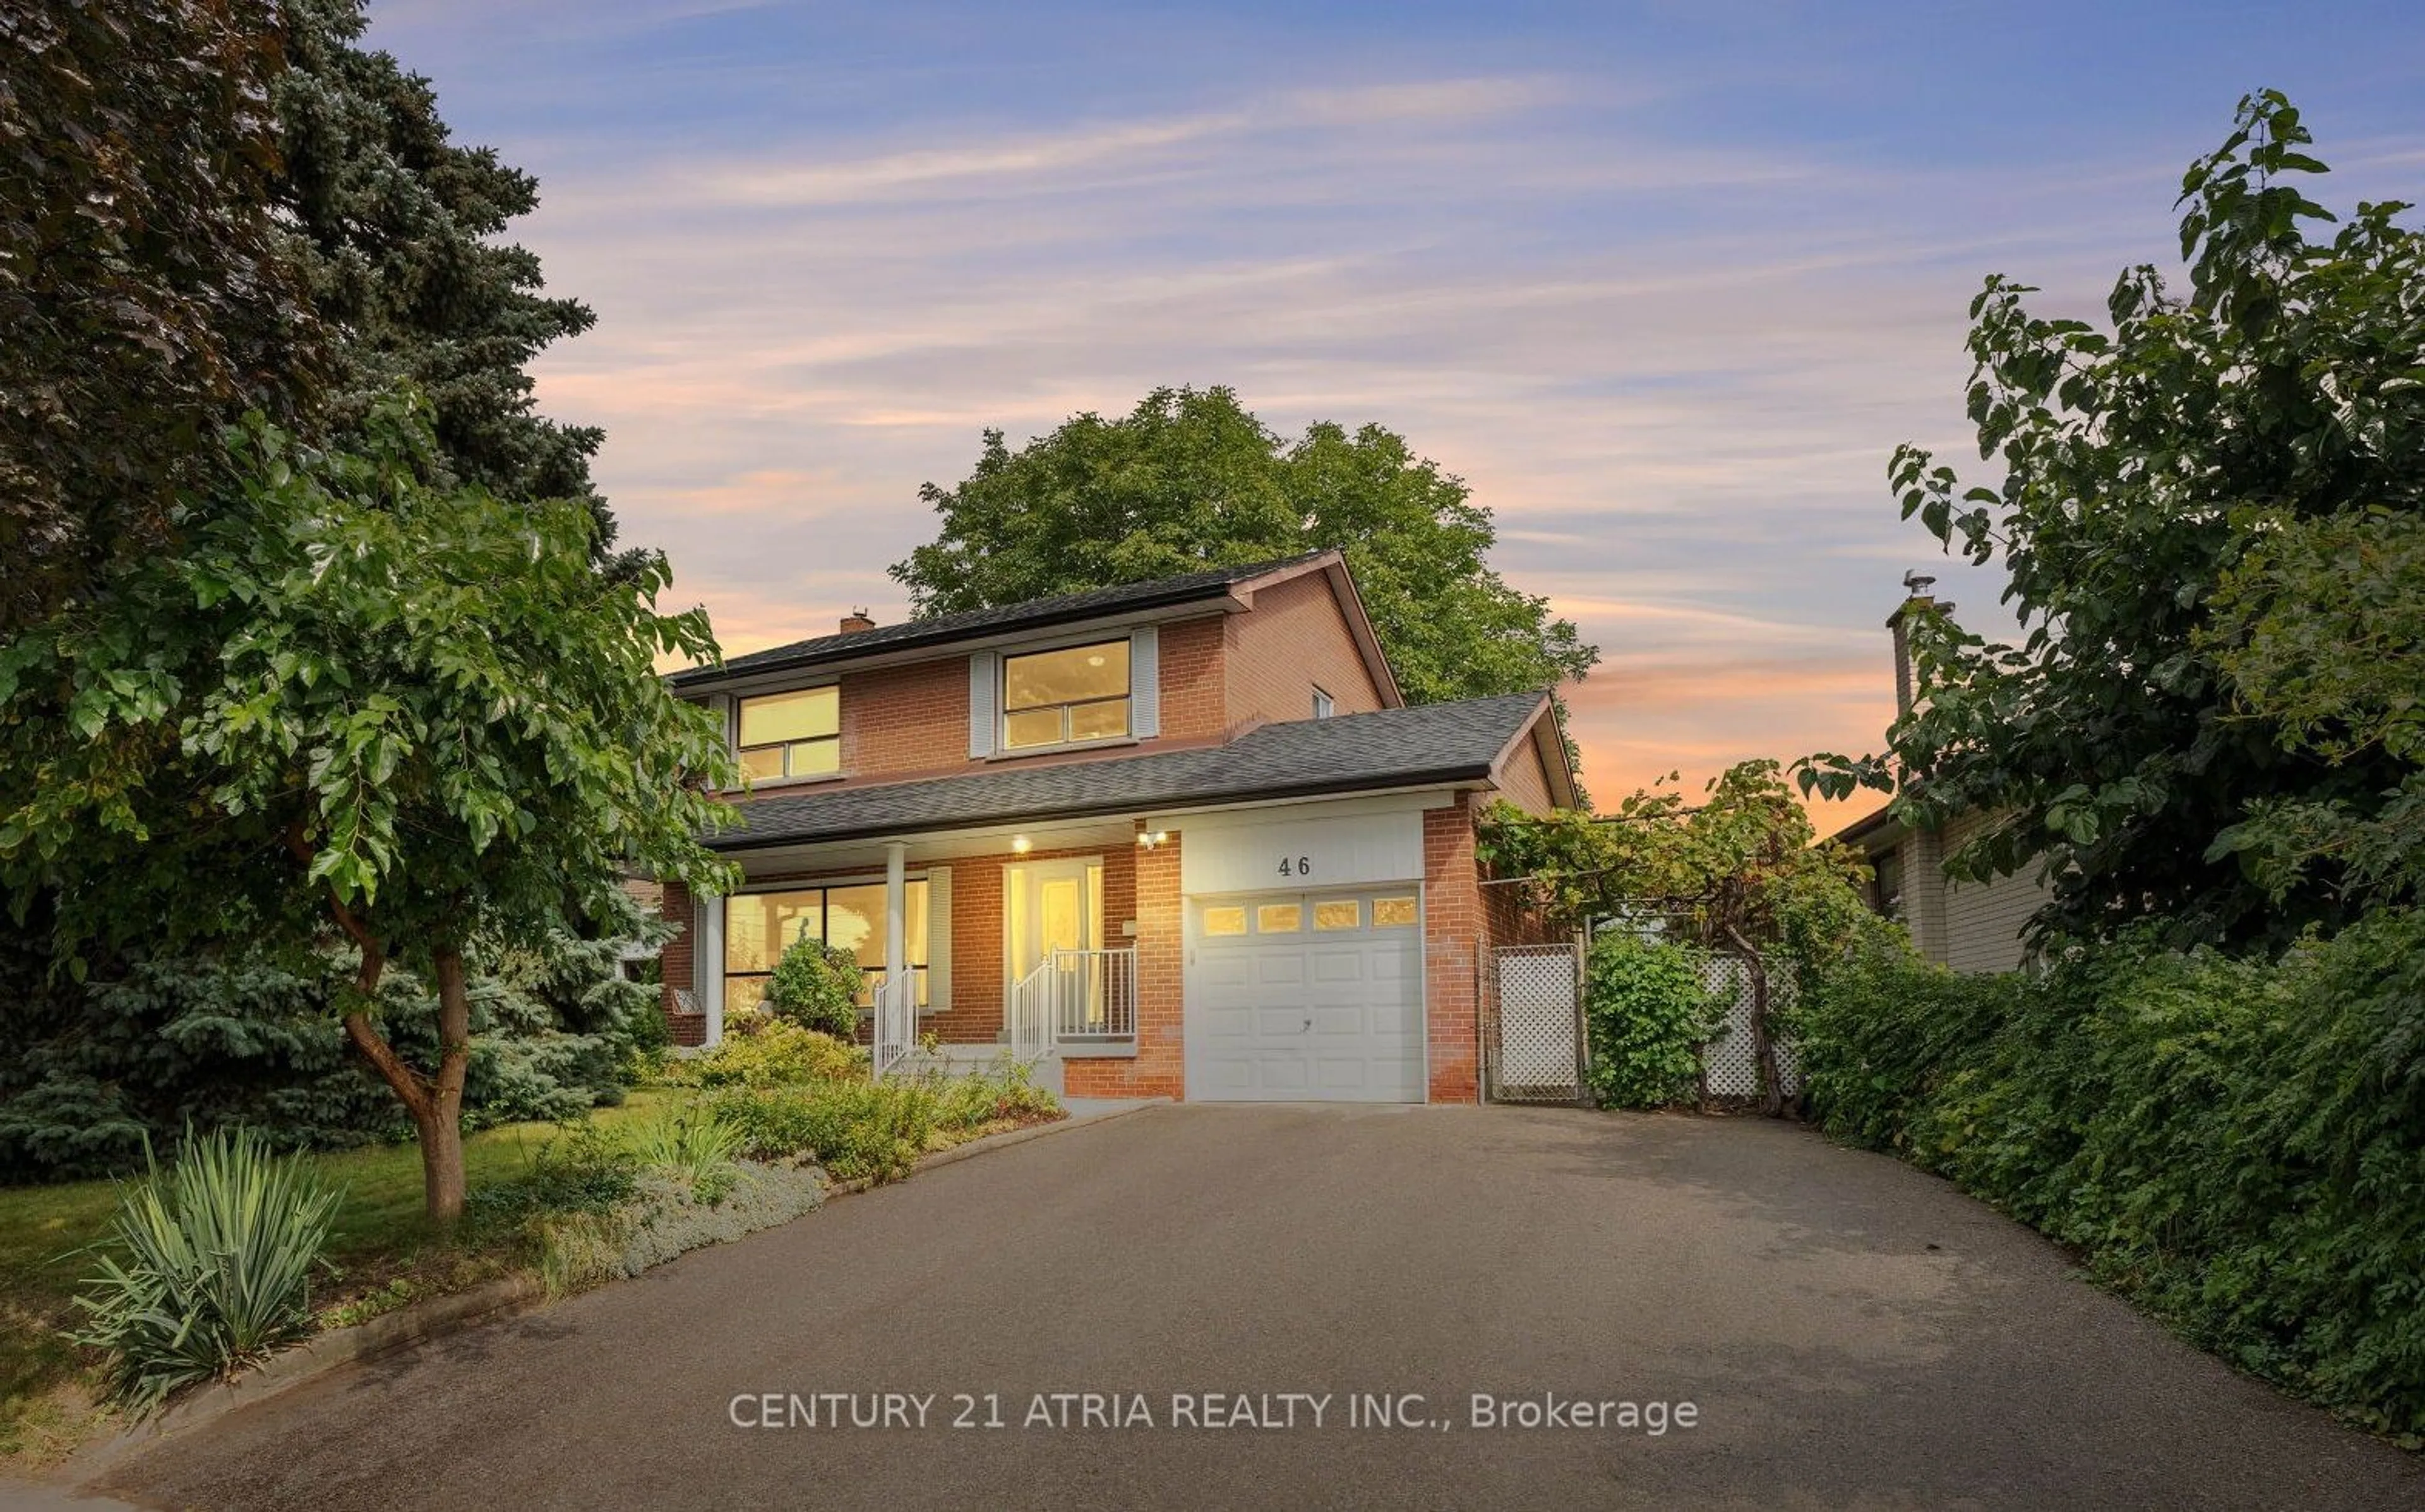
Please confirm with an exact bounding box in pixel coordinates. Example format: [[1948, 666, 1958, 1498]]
[[1011, 835, 1033, 854]]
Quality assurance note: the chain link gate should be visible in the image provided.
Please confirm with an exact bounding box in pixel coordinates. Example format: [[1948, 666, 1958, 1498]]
[[1485, 942, 1586, 1104]]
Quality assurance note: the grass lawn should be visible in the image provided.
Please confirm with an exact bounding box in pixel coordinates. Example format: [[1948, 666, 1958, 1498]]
[[0, 1093, 680, 1465], [0, 1050, 1062, 1468]]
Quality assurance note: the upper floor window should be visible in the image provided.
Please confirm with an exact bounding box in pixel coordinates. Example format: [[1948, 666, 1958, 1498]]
[[738, 686, 839, 780], [1312, 686, 1335, 720], [1002, 639, 1130, 749]]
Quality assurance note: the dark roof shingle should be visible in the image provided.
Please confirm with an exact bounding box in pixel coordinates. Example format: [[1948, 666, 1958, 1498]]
[[709, 690, 1547, 850], [673, 551, 1332, 688]]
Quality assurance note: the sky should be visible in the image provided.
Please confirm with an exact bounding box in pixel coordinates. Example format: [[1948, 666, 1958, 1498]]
[[366, 0, 2425, 826]]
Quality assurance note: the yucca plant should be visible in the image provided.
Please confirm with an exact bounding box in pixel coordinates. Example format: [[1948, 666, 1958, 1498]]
[[69, 1126, 340, 1415], [620, 1107, 744, 1199]]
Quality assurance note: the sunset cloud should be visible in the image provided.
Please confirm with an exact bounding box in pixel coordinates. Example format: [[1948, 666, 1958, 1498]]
[[364, 0, 2425, 811]]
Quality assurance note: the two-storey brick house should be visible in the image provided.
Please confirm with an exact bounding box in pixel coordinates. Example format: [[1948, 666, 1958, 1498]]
[[656, 549, 1575, 1104]]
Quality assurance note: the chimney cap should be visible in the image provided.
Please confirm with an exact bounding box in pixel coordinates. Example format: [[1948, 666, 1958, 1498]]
[[1901, 570, 1936, 596]]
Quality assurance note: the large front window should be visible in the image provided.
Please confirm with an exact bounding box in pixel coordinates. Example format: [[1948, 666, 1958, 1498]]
[[1002, 639, 1130, 749], [738, 686, 839, 781], [725, 881, 928, 1013]]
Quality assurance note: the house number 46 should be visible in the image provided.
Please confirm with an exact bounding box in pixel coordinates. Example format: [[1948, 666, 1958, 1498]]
[[1277, 855, 1314, 877]]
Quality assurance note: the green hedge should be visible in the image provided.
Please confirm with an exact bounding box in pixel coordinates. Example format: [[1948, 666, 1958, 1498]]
[[1583, 931, 1721, 1109], [1796, 911, 2425, 1442]]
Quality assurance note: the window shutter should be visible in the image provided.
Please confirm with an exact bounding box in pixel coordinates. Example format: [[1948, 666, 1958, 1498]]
[[1130, 625, 1160, 739], [705, 694, 735, 789], [696, 891, 726, 1043], [968, 652, 998, 758], [923, 866, 951, 1012]]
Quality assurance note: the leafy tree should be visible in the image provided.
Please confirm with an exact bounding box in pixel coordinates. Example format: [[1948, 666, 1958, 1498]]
[[270, 0, 623, 555], [4, 0, 618, 631], [890, 386, 1600, 706], [1478, 761, 1871, 1114], [0, 398, 736, 1221], [0, 0, 321, 633], [1799, 93, 2425, 949], [2204, 509, 2425, 907]]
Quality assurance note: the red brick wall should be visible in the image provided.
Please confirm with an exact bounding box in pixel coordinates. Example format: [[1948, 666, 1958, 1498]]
[[1065, 831, 1185, 1099], [1494, 729, 1561, 817], [839, 658, 969, 777], [1225, 571, 1385, 731], [1481, 867, 1562, 950], [1155, 614, 1227, 741], [657, 879, 705, 1046], [1422, 796, 1483, 1104]]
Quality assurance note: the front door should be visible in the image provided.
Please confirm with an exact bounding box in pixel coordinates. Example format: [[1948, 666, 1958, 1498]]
[[1005, 859, 1103, 1045]]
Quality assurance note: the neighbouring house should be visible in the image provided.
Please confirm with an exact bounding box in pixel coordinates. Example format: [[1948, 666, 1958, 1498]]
[[654, 549, 1577, 1103], [1833, 578, 2052, 975]]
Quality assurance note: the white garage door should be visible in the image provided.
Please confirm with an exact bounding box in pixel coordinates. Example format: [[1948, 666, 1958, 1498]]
[[1186, 890, 1424, 1102]]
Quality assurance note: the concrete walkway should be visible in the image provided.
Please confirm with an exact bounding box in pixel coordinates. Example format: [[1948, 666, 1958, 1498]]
[[89, 1107, 2424, 1509]]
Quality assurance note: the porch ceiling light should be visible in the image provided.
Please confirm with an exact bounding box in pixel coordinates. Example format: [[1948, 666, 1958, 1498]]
[[1011, 835, 1033, 854]]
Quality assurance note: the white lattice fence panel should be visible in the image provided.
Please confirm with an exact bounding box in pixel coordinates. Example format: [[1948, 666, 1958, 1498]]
[[1698, 956, 1802, 1100], [1490, 944, 1582, 1102]]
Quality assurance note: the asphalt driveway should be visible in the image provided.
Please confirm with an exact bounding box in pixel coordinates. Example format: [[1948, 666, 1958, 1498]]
[[94, 1106, 2421, 1511]]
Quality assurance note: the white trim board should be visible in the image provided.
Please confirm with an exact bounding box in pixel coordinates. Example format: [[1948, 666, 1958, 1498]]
[[1147, 789, 1455, 834]]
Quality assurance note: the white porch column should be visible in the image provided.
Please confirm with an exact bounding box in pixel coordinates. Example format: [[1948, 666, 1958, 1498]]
[[883, 842, 907, 999], [697, 889, 725, 1045]]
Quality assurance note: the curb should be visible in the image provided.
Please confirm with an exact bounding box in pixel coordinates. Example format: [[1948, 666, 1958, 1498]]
[[913, 1100, 1162, 1174], [60, 1099, 1165, 1485], [822, 1100, 1165, 1197], [63, 1275, 546, 1484]]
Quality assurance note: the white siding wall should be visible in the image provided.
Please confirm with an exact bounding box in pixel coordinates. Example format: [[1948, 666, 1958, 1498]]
[[1935, 813, 2054, 975]]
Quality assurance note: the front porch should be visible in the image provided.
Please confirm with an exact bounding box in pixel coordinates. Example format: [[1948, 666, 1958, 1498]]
[[671, 812, 1184, 1100]]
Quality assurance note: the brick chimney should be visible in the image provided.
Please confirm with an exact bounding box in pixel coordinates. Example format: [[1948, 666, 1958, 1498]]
[[1885, 571, 1955, 965], [1885, 571, 1952, 715], [839, 607, 875, 634]]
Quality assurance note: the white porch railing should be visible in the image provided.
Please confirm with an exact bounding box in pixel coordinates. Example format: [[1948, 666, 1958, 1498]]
[[871, 969, 919, 1080], [1007, 948, 1138, 1061]]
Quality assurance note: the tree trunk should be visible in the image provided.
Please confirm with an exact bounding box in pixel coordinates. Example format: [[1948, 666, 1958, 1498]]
[[420, 948, 476, 1226], [1724, 927, 1785, 1117], [412, 1097, 467, 1227], [311, 862, 472, 1225], [328, 920, 475, 1227]]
